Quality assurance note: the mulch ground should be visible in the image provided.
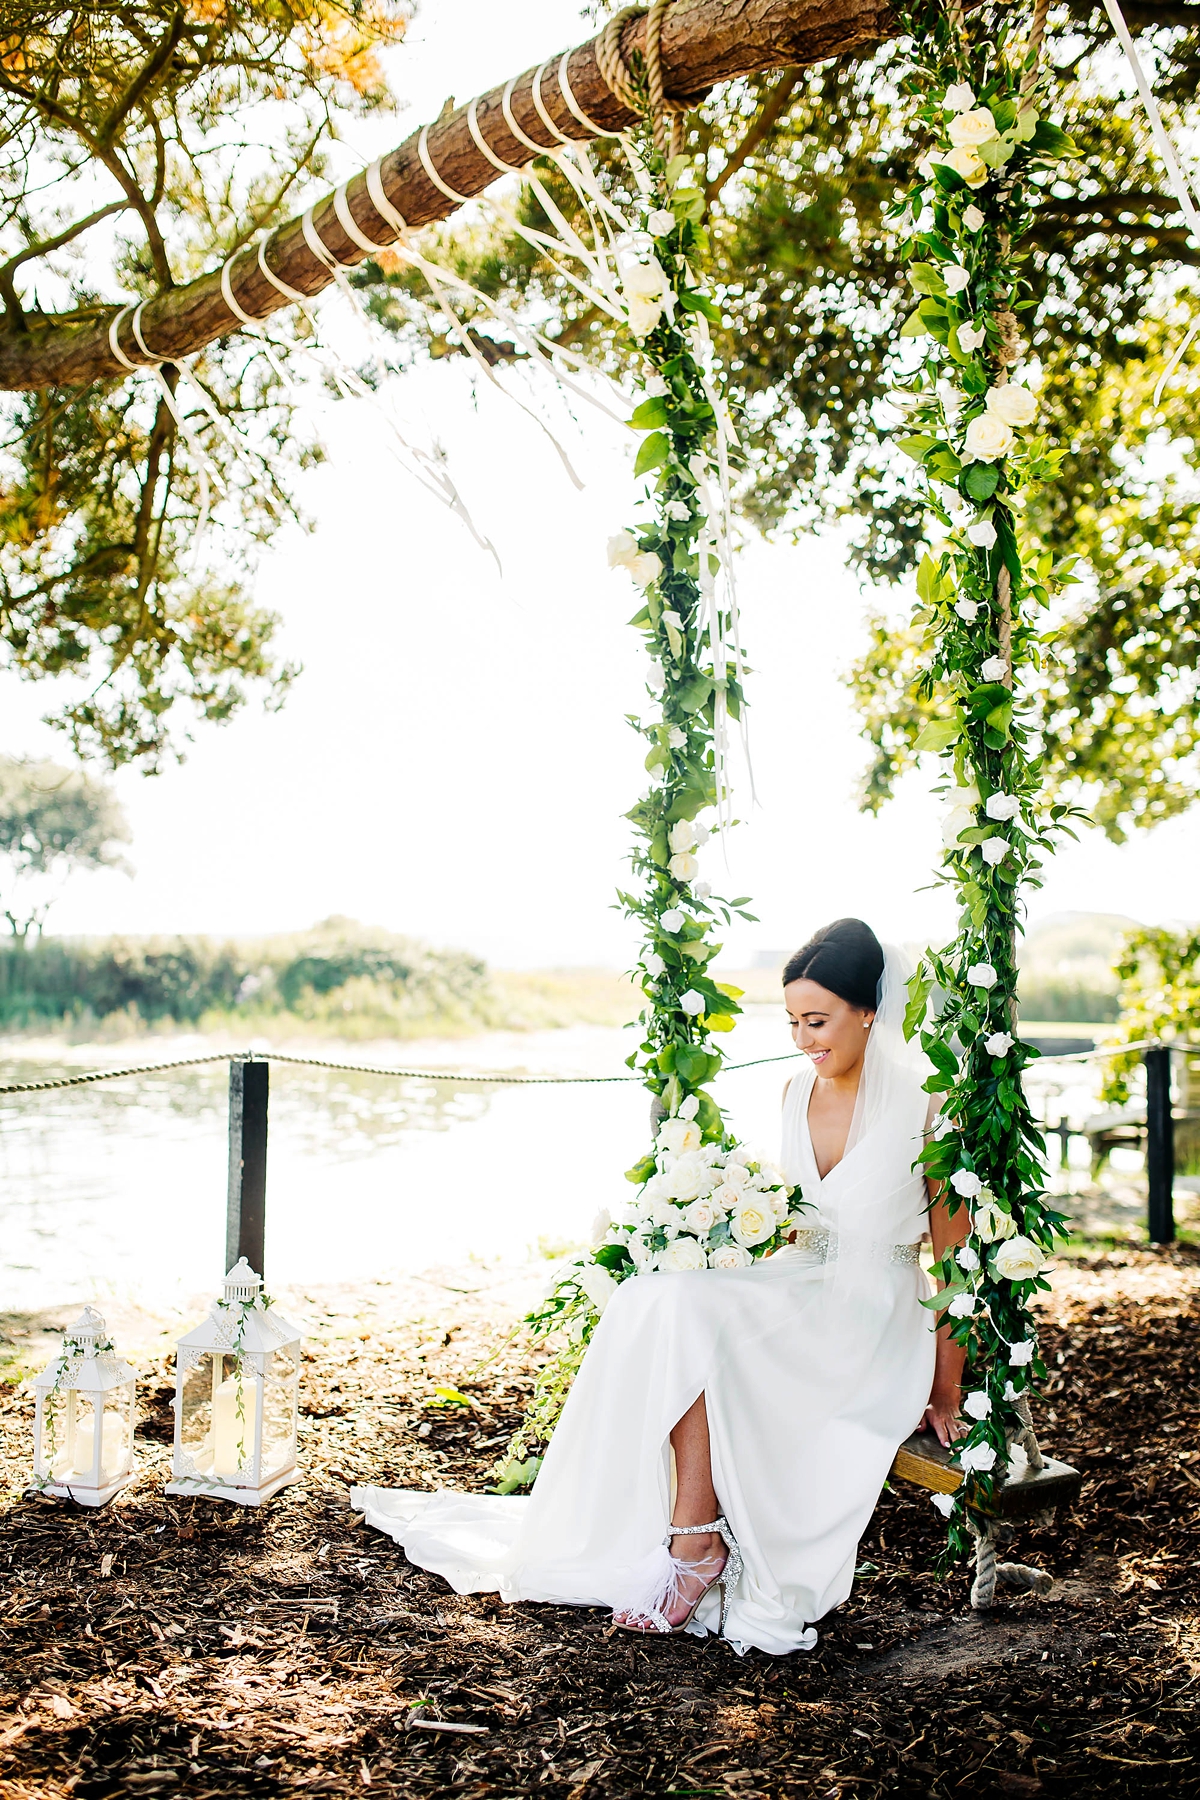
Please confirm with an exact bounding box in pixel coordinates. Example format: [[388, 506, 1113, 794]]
[[1, 1247, 1197, 1800]]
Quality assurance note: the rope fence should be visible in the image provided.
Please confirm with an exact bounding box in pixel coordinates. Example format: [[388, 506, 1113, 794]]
[[0, 1032, 1184, 1262], [0, 1035, 1176, 1096]]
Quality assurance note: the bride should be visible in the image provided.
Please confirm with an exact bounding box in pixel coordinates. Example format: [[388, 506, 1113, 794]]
[[353, 917, 969, 1656]]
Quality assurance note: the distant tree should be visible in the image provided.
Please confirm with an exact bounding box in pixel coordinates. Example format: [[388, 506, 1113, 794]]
[[1102, 924, 1200, 1103], [0, 0, 408, 766], [0, 754, 131, 942]]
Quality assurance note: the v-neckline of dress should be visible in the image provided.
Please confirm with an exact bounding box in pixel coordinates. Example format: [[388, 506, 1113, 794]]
[[802, 1065, 857, 1186]]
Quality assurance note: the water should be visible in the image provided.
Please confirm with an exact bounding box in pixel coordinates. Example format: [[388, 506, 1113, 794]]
[[0, 1010, 795, 1314]]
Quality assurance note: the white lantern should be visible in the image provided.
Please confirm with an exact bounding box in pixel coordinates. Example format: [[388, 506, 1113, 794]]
[[32, 1306, 136, 1506], [165, 1259, 302, 1506]]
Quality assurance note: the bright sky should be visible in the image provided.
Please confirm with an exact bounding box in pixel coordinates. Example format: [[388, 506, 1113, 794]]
[[3, 0, 1198, 969]]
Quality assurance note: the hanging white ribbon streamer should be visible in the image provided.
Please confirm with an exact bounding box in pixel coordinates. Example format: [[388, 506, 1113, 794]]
[[1101, 0, 1200, 402]]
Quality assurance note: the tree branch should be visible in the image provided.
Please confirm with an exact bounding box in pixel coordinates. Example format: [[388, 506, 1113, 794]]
[[0, 0, 919, 390], [0, 199, 130, 328], [705, 65, 803, 204]]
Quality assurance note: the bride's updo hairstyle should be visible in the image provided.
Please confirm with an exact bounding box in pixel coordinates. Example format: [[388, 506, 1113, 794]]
[[782, 918, 885, 1012]]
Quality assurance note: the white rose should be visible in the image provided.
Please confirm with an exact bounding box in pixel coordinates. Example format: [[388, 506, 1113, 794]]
[[944, 81, 976, 112], [770, 1188, 792, 1221], [622, 255, 672, 315], [985, 793, 1020, 820], [948, 108, 999, 149], [954, 599, 980, 623], [677, 1094, 699, 1120], [680, 990, 707, 1016], [1003, 1380, 1020, 1401], [664, 1154, 710, 1202], [1007, 1340, 1035, 1367], [682, 1198, 718, 1235], [721, 1161, 750, 1190], [660, 908, 684, 933], [708, 1242, 751, 1270], [948, 1293, 978, 1318], [669, 851, 698, 882], [661, 607, 684, 633], [629, 1233, 655, 1269], [667, 725, 687, 749], [931, 1492, 956, 1518], [942, 808, 974, 849], [643, 952, 665, 977], [627, 295, 664, 337], [646, 207, 676, 238], [643, 373, 669, 397], [942, 265, 971, 294], [958, 1440, 998, 1472], [966, 518, 996, 548], [956, 1245, 980, 1272], [984, 1031, 1013, 1056], [962, 1389, 992, 1420], [668, 820, 698, 853], [962, 203, 985, 231], [695, 880, 713, 900], [993, 1235, 1047, 1281], [607, 529, 638, 568], [917, 153, 936, 182], [966, 962, 997, 987], [589, 1207, 612, 1246], [941, 144, 988, 188], [958, 321, 986, 353], [980, 656, 1008, 683], [577, 1261, 618, 1313], [730, 1197, 775, 1247], [660, 1235, 708, 1273], [657, 1117, 702, 1157], [646, 660, 666, 692], [627, 550, 662, 586], [985, 384, 1037, 428], [940, 785, 979, 846], [708, 1184, 739, 1214], [950, 1169, 982, 1198], [981, 837, 1008, 866], [973, 1199, 1018, 1242], [963, 410, 1013, 463], [665, 499, 691, 521]]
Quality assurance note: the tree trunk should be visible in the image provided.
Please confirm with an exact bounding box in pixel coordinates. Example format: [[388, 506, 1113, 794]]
[[0, 0, 905, 392]]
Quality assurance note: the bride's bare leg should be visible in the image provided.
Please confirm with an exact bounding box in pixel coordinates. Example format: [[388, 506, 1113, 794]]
[[670, 1393, 721, 1565], [613, 1393, 728, 1630]]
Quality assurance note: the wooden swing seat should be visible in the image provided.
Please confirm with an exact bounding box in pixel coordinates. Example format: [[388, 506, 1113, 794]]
[[891, 1429, 1082, 1520]]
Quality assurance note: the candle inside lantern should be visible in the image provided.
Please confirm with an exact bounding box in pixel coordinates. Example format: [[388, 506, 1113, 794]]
[[212, 1373, 259, 1479], [71, 1412, 127, 1476]]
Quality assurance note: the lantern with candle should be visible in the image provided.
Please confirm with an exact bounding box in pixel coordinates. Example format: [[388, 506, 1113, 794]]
[[165, 1260, 302, 1506], [32, 1306, 136, 1505]]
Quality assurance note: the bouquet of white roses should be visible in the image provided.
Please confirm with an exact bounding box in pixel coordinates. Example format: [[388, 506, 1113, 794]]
[[490, 1106, 804, 1493], [560, 1101, 805, 1319]]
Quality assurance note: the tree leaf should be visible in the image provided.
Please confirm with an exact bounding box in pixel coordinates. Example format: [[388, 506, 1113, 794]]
[[914, 717, 960, 752], [962, 463, 999, 501], [633, 432, 669, 476]]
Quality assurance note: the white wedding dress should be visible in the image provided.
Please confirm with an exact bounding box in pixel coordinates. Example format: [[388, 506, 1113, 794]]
[[353, 949, 937, 1656]]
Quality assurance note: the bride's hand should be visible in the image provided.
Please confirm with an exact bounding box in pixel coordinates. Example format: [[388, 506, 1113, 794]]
[[922, 1386, 966, 1449]]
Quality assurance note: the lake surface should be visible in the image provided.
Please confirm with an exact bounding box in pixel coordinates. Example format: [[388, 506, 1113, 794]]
[[1, 1010, 1147, 1318], [0, 1009, 796, 1314]]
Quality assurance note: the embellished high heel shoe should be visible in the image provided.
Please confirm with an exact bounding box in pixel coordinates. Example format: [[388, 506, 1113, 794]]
[[612, 1517, 744, 1637]]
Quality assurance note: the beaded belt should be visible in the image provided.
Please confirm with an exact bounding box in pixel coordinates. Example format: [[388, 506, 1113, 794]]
[[783, 1228, 922, 1267]]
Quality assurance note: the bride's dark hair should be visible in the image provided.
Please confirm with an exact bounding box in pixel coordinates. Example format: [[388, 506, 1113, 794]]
[[782, 918, 885, 1011]]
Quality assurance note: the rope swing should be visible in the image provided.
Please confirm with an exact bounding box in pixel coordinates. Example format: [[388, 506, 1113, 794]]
[[595, 1, 688, 161]]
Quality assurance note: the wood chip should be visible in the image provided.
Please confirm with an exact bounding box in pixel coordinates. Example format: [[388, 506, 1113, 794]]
[[405, 1716, 490, 1735]]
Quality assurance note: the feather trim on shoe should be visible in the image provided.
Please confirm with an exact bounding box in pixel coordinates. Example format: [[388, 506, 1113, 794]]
[[610, 1542, 689, 1627]]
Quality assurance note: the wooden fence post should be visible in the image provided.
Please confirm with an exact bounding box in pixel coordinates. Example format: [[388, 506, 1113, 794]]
[[226, 1057, 269, 1278], [1145, 1045, 1175, 1247]]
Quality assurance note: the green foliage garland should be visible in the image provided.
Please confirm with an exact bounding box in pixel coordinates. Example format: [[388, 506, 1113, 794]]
[[888, 1, 1081, 1559], [492, 138, 802, 1493]]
